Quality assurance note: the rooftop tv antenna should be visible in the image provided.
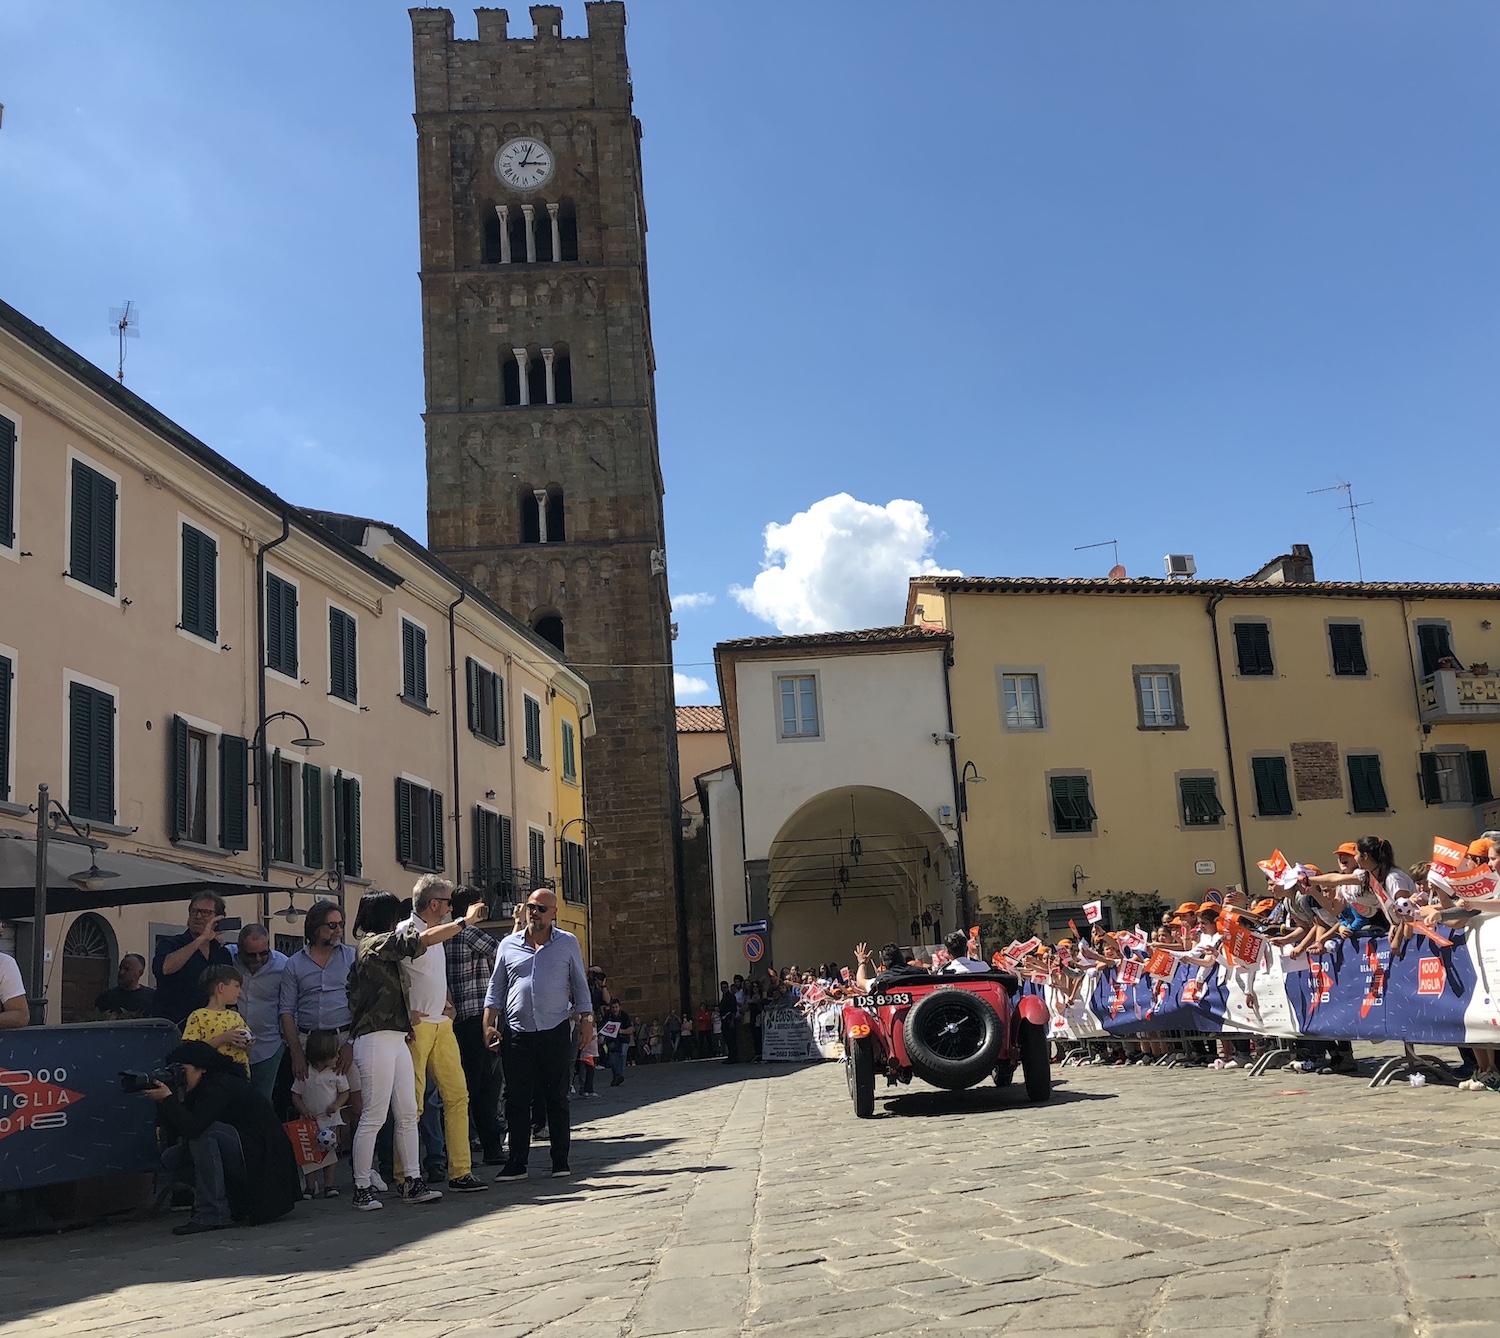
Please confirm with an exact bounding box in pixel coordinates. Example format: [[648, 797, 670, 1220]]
[[108, 301, 139, 384], [1074, 538, 1119, 573], [1308, 480, 1371, 583]]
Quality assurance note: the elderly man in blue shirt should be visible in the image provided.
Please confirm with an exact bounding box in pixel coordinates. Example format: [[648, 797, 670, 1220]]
[[230, 924, 288, 1103], [483, 887, 594, 1181]]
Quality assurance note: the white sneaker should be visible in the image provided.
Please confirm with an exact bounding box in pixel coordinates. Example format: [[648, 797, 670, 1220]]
[[1221, 1059, 1241, 1069], [369, 1172, 389, 1193]]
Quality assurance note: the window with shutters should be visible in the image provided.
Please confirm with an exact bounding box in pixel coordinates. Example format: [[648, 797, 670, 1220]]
[[328, 607, 358, 704], [561, 719, 577, 784], [395, 777, 444, 871], [1419, 749, 1493, 805], [400, 618, 429, 708], [528, 826, 548, 888], [1250, 756, 1294, 817], [67, 457, 118, 596], [466, 658, 504, 744], [561, 838, 588, 904], [332, 771, 362, 877], [270, 753, 297, 865], [265, 572, 299, 678], [219, 734, 250, 852], [67, 678, 116, 822], [179, 523, 218, 642], [302, 763, 324, 868], [473, 806, 514, 900], [1347, 755, 1389, 813], [0, 411, 16, 551], [0, 651, 13, 802], [169, 716, 213, 845], [1048, 774, 1096, 835], [1416, 622, 1457, 676], [1178, 775, 1226, 827], [523, 695, 543, 764], [1327, 622, 1368, 677], [1233, 622, 1275, 677]]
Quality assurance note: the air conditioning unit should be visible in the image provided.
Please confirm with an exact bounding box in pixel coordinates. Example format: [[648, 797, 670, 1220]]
[[1164, 554, 1197, 579]]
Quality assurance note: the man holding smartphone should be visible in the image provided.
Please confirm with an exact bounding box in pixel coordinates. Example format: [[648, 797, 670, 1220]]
[[482, 889, 593, 1181], [153, 893, 235, 1026]]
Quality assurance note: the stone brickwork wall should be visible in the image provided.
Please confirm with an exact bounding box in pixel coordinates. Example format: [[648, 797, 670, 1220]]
[[412, 4, 686, 1013], [1291, 741, 1343, 802]]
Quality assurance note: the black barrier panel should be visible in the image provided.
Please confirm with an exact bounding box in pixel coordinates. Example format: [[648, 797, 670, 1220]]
[[0, 1019, 178, 1191]]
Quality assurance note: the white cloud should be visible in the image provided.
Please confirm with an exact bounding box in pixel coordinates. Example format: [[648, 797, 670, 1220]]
[[671, 592, 716, 612], [674, 672, 712, 700], [731, 494, 961, 635]]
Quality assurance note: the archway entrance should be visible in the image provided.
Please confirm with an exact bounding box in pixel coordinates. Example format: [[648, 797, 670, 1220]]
[[766, 786, 957, 973], [61, 913, 116, 1022]]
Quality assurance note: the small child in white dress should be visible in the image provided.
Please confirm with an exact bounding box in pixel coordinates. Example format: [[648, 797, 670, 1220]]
[[291, 1028, 350, 1199]]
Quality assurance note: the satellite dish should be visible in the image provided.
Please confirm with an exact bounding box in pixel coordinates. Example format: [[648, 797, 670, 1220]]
[[1107, 564, 1127, 580]]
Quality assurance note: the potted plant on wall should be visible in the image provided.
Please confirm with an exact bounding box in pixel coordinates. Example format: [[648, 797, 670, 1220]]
[[1469, 662, 1491, 677]]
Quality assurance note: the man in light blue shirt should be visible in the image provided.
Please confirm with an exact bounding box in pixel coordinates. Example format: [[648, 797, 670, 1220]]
[[230, 925, 288, 1101], [483, 888, 594, 1181]]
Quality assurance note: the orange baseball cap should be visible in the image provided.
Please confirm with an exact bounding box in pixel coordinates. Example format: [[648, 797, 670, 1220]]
[[1335, 842, 1359, 858], [1469, 838, 1494, 858], [1174, 902, 1199, 916], [1251, 898, 1277, 913]]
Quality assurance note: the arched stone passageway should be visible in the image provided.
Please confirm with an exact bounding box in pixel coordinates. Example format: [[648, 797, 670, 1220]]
[[766, 785, 958, 972]]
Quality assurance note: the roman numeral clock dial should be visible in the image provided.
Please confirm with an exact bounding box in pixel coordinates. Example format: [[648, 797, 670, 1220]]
[[495, 137, 555, 191]]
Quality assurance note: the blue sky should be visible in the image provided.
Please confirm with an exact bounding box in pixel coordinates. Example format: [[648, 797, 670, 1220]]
[[3, 3, 1497, 702]]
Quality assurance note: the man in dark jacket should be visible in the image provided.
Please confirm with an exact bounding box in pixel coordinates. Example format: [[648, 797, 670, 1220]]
[[143, 1040, 301, 1235]]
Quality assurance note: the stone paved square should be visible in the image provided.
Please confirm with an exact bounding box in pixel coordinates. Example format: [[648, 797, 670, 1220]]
[[5, 1048, 1500, 1337]]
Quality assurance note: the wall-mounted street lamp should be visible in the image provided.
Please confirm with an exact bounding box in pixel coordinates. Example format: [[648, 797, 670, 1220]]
[[959, 761, 986, 817]]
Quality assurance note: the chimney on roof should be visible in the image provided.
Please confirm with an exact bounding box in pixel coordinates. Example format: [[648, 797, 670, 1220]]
[[1250, 543, 1315, 585]]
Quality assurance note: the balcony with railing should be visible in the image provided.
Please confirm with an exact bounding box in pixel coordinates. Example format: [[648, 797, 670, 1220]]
[[1419, 669, 1500, 724]]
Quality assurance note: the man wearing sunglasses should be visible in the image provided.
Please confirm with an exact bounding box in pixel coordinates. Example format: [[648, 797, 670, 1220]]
[[483, 888, 594, 1181], [231, 924, 289, 1104]]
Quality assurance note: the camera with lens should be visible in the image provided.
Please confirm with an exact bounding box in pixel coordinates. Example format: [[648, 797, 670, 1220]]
[[119, 1062, 188, 1096]]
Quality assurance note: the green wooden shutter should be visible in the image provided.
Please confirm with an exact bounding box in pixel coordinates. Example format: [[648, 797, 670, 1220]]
[[0, 415, 15, 548], [0, 655, 11, 802], [69, 682, 115, 822], [347, 775, 362, 876], [414, 626, 427, 703], [494, 673, 505, 744], [266, 576, 284, 672], [1180, 776, 1224, 826], [562, 720, 576, 781], [70, 461, 117, 595], [219, 734, 249, 851], [499, 814, 514, 896], [169, 715, 191, 840], [1418, 624, 1454, 676], [402, 622, 427, 703], [1419, 753, 1443, 805], [473, 806, 488, 887], [70, 460, 93, 583], [180, 525, 217, 640], [1234, 623, 1274, 676], [466, 658, 480, 732], [303, 763, 323, 867], [1469, 751, 1493, 805], [1329, 624, 1367, 676], [281, 580, 299, 677], [395, 778, 413, 865], [329, 610, 346, 699], [1348, 755, 1388, 813], [431, 789, 445, 870]]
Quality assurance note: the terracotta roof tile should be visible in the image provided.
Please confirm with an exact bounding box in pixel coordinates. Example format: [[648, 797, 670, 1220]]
[[913, 576, 1500, 600], [717, 625, 951, 651], [676, 705, 725, 733]]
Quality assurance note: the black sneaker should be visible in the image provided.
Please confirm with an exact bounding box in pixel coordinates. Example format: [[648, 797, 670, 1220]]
[[447, 1174, 488, 1193], [353, 1185, 383, 1212], [493, 1164, 528, 1183], [551, 1164, 571, 1178], [401, 1176, 442, 1204], [172, 1219, 227, 1236]]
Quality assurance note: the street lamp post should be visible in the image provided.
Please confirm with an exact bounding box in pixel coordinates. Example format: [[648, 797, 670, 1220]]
[[248, 710, 324, 921]]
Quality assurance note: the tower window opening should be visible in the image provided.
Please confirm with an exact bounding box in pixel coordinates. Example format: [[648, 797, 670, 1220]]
[[507, 208, 529, 263], [502, 350, 522, 406], [526, 355, 547, 406], [482, 206, 504, 263], [534, 614, 565, 653], [546, 489, 566, 542], [557, 198, 579, 261], [521, 490, 541, 544], [521, 486, 565, 544]]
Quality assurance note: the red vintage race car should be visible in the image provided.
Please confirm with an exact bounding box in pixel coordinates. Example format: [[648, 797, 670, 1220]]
[[840, 971, 1052, 1117]]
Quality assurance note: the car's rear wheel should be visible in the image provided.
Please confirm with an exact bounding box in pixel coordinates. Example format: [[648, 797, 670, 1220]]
[[903, 990, 1004, 1090], [847, 1037, 875, 1117], [1019, 1019, 1052, 1101]]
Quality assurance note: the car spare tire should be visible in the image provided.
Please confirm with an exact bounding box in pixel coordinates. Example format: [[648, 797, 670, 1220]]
[[902, 988, 1004, 1090]]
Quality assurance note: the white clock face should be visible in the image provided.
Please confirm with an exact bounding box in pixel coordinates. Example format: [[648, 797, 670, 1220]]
[[495, 137, 555, 192]]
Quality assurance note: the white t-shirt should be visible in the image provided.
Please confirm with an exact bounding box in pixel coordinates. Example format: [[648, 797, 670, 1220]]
[[943, 958, 989, 974], [0, 952, 24, 1005], [292, 1066, 350, 1126], [396, 913, 448, 1024]]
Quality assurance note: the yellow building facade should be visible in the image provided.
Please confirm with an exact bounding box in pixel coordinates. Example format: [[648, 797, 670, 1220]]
[[910, 553, 1500, 930]]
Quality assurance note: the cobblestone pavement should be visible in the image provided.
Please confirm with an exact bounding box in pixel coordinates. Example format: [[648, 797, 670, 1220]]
[[5, 1046, 1500, 1337]]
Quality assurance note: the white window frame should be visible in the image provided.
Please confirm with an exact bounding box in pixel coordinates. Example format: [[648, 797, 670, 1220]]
[[998, 669, 1045, 732], [398, 770, 442, 872], [775, 673, 821, 741], [467, 652, 504, 744], [176, 512, 223, 653], [560, 717, 578, 785], [173, 710, 225, 854], [61, 667, 121, 825], [0, 398, 21, 563], [63, 446, 123, 607], [326, 599, 361, 713], [264, 566, 303, 688], [398, 610, 432, 708], [1138, 673, 1177, 728]]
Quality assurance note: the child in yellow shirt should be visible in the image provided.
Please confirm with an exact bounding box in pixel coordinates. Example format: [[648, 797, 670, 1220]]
[[181, 965, 253, 1078]]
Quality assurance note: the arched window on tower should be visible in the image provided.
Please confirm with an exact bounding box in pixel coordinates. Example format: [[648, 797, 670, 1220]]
[[526, 352, 547, 406], [557, 198, 579, 261], [520, 486, 565, 544], [503, 346, 570, 407], [550, 343, 573, 404], [534, 613, 565, 654], [502, 349, 523, 406], [482, 205, 504, 263], [546, 489, 566, 542], [507, 207, 530, 263]]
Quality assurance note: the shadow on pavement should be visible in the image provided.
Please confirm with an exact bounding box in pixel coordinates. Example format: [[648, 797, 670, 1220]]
[[876, 1083, 1118, 1118]]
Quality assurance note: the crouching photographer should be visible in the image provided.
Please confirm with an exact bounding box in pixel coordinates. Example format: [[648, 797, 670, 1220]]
[[129, 1039, 301, 1235]]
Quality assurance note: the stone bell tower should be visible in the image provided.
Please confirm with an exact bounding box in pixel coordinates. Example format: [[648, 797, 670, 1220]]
[[410, 3, 687, 1012]]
